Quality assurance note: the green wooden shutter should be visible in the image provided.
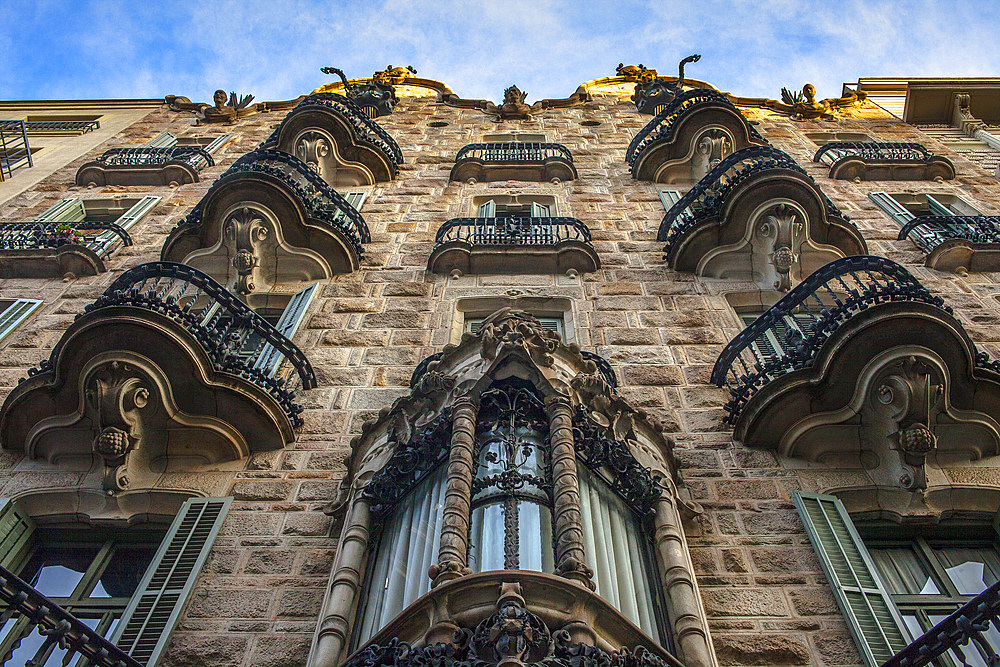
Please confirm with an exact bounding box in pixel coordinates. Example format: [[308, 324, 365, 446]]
[[658, 189, 682, 210], [111, 496, 232, 665], [145, 132, 178, 148], [202, 133, 232, 154], [925, 195, 954, 216], [793, 492, 909, 666], [0, 299, 42, 343], [868, 192, 915, 226], [34, 198, 85, 223], [253, 283, 318, 376], [530, 201, 551, 218], [477, 200, 496, 218], [331, 191, 367, 223], [89, 196, 161, 257], [0, 499, 35, 569]]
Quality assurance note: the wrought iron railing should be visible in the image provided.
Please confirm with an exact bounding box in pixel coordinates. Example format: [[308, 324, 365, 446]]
[[95, 145, 215, 170], [625, 88, 764, 170], [813, 141, 933, 166], [454, 142, 573, 164], [897, 215, 1000, 254], [183, 148, 370, 254], [0, 220, 132, 258], [0, 119, 100, 134], [435, 217, 592, 246], [262, 93, 402, 167], [409, 349, 617, 391], [72, 262, 316, 427], [0, 564, 141, 667], [710, 256, 953, 423], [657, 145, 847, 245], [881, 579, 1000, 667], [0, 121, 32, 181]]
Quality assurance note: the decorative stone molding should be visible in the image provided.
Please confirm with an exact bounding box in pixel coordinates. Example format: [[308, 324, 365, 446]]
[[440, 87, 590, 121], [162, 149, 369, 292], [813, 142, 956, 181]]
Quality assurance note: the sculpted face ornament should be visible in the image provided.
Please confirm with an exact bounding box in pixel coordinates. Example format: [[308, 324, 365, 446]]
[[498, 85, 532, 120], [630, 54, 701, 115], [224, 207, 269, 295]]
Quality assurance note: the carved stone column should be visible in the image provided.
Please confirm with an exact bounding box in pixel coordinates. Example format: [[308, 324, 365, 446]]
[[545, 395, 594, 590], [308, 494, 371, 667], [652, 493, 718, 667], [430, 397, 478, 588]]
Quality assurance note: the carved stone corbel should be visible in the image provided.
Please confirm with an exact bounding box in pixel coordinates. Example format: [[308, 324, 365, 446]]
[[85, 361, 150, 493], [691, 128, 733, 179], [756, 203, 803, 291], [223, 207, 269, 295], [872, 356, 944, 491], [480, 310, 560, 368], [294, 131, 333, 180]]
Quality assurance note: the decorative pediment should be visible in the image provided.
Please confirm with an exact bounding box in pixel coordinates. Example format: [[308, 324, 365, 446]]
[[0, 262, 315, 496], [660, 146, 866, 289], [161, 148, 370, 294], [712, 256, 1000, 496], [261, 93, 401, 185], [626, 88, 767, 183]]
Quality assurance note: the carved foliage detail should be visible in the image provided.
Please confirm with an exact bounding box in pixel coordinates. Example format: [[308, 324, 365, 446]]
[[223, 207, 269, 295], [294, 131, 332, 180], [756, 203, 804, 291], [85, 361, 150, 493], [480, 311, 561, 369]]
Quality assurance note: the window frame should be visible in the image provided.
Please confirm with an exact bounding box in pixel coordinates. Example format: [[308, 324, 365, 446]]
[[0, 298, 43, 344]]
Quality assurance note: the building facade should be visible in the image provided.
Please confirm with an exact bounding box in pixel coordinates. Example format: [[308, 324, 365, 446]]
[[0, 64, 998, 667]]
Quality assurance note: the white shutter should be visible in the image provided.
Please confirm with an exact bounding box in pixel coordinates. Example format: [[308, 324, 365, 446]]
[[658, 189, 682, 210], [530, 202, 551, 218], [89, 195, 160, 257], [0, 499, 34, 569], [925, 195, 954, 217], [111, 497, 232, 665], [793, 492, 909, 666], [145, 132, 178, 148], [253, 283, 318, 376], [0, 299, 42, 343], [34, 198, 85, 223], [477, 200, 496, 218], [202, 133, 232, 154], [868, 192, 915, 226]]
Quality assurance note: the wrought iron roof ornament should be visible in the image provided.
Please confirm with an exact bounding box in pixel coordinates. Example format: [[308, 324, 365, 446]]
[[319, 66, 403, 117], [631, 54, 701, 115]]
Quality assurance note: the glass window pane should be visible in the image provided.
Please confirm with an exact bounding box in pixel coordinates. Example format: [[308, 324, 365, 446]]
[[869, 546, 940, 595], [935, 546, 1000, 595], [89, 545, 158, 598], [20, 547, 101, 598], [469, 501, 552, 573]]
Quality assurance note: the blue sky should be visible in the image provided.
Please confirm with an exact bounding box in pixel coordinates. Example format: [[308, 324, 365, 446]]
[[2, 0, 998, 104]]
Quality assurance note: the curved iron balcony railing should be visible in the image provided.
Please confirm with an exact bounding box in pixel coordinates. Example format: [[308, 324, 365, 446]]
[[882, 579, 1000, 667], [455, 142, 573, 164], [80, 261, 316, 427], [710, 256, 955, 423], [0, 119, 100, 133], [0, 565, 141, 667], [898, 215, 1000, 253], [625, 88, 764, 170], [409, 348, 617, 390], [95, 145, 214, 170], [657, 145, 847, 244], [435, 217, 592, 246], [0, 220, 131, 258], [813, 141, 932, 166], [184, 147, 371, 252], [263, 93, 402, 167]]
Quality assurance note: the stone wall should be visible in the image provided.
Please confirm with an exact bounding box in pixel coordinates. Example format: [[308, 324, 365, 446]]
[[0, 86, 998, 667]]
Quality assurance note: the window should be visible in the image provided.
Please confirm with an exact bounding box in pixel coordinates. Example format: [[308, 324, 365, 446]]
[[737, 310, 815, 366], [465, 315, 564, 340], [0, 497, 231, 666], [32, 195, 161, 256], [919, 125, 1000, 174], [146, 130, 231, 154], [332, 190, 369, 224], [805, 131, 874, 146], [658, 189, 682, 211], [869, 191, 982, 249], [481, 132, 546, 143], [471, 196, 557, 244], [795, 492, 1000, 667], [0, 298, 42, 344]]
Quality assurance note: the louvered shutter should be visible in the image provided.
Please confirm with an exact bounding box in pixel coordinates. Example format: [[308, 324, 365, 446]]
[[34, 198, 85, 223], [145, 132, 178, 148], [332, 191, 368, 224], [530, 202, 551, 218], [0, 499, 34, 569], [925, 195, 954, 217], [868, 192, 915, 226], [253, 283, 318, 376], [658, 190, 682, 210], [477, 200, 496, 218], [0, 299, 42, 343], [111, 497, 232, 665], [793, 492, 909, 666], [89, 196, 160, 257], [202, 134, 232, 154]]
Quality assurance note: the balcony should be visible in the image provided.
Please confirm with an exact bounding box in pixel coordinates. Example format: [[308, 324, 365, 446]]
[[1, 262, 316, 495], [0, 118, 100, 134], [626, 89, 766, 183], [659, 146, 866, 288], [897, 214, 1000, 272], [0, 565, 140, 667], [882, 579, 1000, 667], [0, 219, 131, 278], [710, 256, 1000, 494], [427, 217, 599, 276], [813, 141, 956, 181], [162, 147, 370, 292], [76, 145, 214, 186], [261, 93, 401, 185], [0, 120, 33, 181], [450, 142, 576, 183]]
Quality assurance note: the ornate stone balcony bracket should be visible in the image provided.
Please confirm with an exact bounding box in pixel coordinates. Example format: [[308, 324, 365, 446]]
[[712, 256, 1000, 510], [813, 141, 956, 181], [897, 215, 1000, 273], [0, 220, 132, 278], [162, 148, 369, 292], [76, 146, 215, 187], [659, 146, 866, 289]]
